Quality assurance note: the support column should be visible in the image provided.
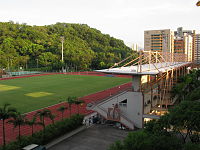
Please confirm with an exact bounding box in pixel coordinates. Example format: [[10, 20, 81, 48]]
[[132, 75, 142, 92]]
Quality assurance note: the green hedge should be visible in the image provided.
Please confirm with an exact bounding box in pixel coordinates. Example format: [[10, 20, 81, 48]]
[[0, 114, 84, 150]]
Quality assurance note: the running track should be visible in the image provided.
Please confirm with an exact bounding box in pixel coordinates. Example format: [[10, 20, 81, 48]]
[[0, 72, 132, 145]]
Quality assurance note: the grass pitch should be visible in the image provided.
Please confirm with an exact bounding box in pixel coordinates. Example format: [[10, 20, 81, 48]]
[[0, 74, 130, 113]]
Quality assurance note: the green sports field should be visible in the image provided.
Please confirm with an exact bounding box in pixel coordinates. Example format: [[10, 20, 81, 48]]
[[0, 74, 130, 113]]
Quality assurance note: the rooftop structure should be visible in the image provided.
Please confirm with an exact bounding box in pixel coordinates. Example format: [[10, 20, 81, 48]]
[[96, 51, 192, 75]]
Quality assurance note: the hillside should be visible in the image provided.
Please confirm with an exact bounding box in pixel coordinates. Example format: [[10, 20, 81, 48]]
[[0, 21, 135, 71]]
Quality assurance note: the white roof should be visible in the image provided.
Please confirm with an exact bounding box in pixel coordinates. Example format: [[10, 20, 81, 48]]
[[96, 62, 192, 75]]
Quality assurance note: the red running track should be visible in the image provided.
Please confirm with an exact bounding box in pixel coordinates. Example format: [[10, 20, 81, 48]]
[[0, 71, 131, 81], [0, 72, 132, 145]]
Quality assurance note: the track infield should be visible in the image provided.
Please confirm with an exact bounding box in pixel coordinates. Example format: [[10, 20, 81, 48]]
[[0, 74, 130, 113]]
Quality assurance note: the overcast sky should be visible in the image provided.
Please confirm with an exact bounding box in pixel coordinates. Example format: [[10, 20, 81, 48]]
[[0, 0, 200, 47]]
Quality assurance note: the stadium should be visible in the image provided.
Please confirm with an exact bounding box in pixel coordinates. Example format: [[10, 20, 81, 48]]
[[0, 71, 131, 144]]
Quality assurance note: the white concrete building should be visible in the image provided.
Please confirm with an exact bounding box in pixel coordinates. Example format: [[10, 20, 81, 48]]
[[184, 34, 193, 62]]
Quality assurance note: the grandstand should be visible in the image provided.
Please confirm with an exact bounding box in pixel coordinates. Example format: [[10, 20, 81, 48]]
[[87, 51, 193, 129]]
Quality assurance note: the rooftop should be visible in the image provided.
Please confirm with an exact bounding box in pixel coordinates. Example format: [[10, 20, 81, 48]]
[[96, 62, 192, 75]]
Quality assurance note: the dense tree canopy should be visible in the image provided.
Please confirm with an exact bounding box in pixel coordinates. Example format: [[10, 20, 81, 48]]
[[0, 21, 135, 71]]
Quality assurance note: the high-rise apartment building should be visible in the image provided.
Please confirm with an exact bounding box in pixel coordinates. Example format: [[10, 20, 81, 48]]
[[184, 34, 193, 62], [144, 28, 196, 62], [174, 38, 184, 53], [174, 27, 194, 62], [194, 34, 200, 64], [132, 43, 139, 51], [144, 29, 174, 53]]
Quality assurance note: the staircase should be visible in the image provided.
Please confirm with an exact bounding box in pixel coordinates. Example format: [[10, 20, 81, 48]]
[[96, 106, 134, 130]]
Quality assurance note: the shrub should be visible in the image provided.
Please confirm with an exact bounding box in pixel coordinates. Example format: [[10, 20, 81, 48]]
[[0, 114, 83, 150]]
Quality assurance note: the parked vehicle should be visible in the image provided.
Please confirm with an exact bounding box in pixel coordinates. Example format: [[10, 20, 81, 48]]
[[22, 144, 46, 150]]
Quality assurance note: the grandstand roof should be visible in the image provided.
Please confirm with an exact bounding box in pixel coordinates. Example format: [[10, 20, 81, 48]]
[[96, 62, 192, 75]]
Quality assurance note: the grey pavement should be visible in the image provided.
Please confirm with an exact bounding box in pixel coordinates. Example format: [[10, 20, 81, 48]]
[[48, 124, 130, 150], [46, 126, 87, 149]]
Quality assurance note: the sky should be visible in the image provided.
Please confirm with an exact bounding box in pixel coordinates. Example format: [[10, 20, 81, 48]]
[[0, 0, 200, 48]]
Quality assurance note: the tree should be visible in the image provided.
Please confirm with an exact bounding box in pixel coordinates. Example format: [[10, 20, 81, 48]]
[[167, 101, 200, 143], [25, 116, 38, 136], [7, 112, 26, 141], [0, 22, 133, 71], [35, 109, 54, 136], [171, 70, 200, 102], [183, 142, 200, 150], [74, 99, 84, 114], [66, 96, 76, 117], [185, 87, 200, 101], [108, 141, 124, 150], [0, 103, 17, 146], [38, 52, 58, 67], [57, 105, 68, 120], [109, 130, 182, 150]]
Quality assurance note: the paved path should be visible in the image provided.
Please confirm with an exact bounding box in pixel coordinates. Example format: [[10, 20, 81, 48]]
[[48, 125, 129, 150], [0, 72, 132, 145]]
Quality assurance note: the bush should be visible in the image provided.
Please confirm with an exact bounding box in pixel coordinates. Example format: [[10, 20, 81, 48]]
[[0, 114, 84, 150], [183, 142, 200, 150], [108, 130, 182, 150]]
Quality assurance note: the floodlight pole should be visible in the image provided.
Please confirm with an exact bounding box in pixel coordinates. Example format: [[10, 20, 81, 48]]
[[60, 36, 64, 72]]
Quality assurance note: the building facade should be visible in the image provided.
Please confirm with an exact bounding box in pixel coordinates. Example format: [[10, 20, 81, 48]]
[[184, 34, 193, 62], [194, 34, 200, 64], [144, 27, 196, 63], [174, 38, 184, 53], [174, 27, 194, 62], [144, 29, 174, 53]]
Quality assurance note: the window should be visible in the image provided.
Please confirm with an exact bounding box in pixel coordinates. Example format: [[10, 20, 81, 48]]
[[119, 99, 127, 107]]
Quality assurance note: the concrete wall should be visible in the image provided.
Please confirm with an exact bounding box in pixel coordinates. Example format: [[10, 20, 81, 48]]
[[126, 92, 143, 128], [93, 91, 144, 128]]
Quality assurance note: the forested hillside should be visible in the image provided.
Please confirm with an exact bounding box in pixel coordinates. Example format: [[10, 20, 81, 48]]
[[0, 21, 135, 71]]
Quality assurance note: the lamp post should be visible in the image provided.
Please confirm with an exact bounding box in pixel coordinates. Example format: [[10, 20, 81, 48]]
[[60, 36, 64, 72], [36, 59, 38, 69]]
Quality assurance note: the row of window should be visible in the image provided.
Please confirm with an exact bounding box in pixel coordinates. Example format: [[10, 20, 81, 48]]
[[151, 49, 162, 51], [152, 43, 162, 45]]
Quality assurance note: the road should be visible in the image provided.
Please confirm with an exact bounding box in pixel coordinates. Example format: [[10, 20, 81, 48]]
[[48, 125, 130, 150]]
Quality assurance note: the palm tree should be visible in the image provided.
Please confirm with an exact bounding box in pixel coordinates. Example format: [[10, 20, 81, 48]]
[[0, 103, 17, 146], [49, 114, 56, 125], [35, 109, 54, 135], [7, 112, 26, 141], [57, 106, 68, 120], [25, 116, 38, 136], [66, 96, 76, 117], [74, 99, 84, 114]]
